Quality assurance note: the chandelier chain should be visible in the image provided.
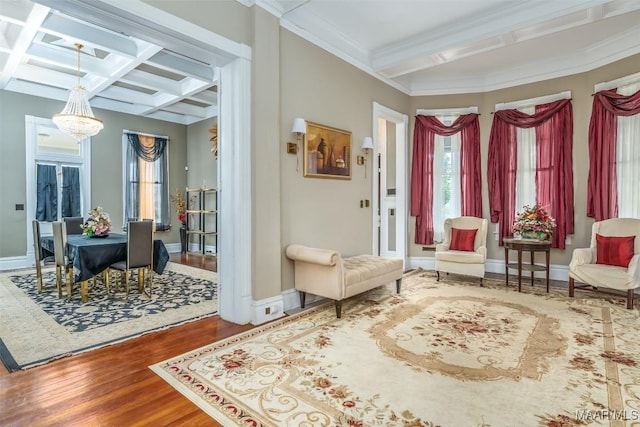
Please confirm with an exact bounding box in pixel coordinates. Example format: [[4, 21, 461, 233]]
[[75, 43, 83, 87]]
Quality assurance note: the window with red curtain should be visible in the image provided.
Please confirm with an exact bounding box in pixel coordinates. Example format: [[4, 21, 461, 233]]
[[410, 112, 481, 245], [487, 98, 574, 249], [587, 81, 640, 220]]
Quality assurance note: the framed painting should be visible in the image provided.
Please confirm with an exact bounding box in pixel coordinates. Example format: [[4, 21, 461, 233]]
[[303, 122, 352, 179]]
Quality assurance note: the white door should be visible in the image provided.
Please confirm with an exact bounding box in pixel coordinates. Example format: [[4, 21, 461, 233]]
[[372, 103, 408, 267]]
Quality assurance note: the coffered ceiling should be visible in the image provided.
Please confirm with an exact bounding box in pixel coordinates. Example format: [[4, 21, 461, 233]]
[[1, 0, 639, 126], [0, 0, 221, 125]]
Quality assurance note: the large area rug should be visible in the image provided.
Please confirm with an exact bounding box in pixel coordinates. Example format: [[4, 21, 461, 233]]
[[0, 262, 217, 372], [151, 269, 640, 427]]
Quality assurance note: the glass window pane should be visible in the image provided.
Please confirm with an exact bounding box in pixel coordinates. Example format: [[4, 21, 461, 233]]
[[387, 208, 396, 252], [61, 166, 81, 217], [386, 122, 396, 191], [37, 124, 79, 156], [36, 164, 58, 222]]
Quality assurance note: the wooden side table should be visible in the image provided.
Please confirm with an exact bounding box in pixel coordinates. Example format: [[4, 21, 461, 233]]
[[503, 237, 551, 293]]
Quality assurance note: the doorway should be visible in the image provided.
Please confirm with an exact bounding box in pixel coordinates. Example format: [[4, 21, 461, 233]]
[[372, 103, 408, 267], [34, 1, 252, 325]]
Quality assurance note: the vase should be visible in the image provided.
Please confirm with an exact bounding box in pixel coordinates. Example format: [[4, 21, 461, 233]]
[[520, 230, 549, 241], [90, 233, 109, 238], [180, 223, 188, 253]]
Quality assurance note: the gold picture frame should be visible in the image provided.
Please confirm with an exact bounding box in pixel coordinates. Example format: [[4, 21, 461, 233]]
[[303, 122, 352, 179]]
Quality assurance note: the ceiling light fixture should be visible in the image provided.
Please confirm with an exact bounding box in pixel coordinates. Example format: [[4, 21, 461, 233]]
[[53, 43, 103, 141]]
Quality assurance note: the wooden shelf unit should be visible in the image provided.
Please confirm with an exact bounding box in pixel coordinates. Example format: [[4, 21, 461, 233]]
[[185, 187, 217, 256]]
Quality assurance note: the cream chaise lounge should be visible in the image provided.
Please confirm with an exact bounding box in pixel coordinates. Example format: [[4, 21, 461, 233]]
[[285, 244, 404, 318]]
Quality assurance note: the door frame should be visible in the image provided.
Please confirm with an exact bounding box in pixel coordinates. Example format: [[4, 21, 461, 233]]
[[38, 1, 253, 325], [371, 102, 408, 268]]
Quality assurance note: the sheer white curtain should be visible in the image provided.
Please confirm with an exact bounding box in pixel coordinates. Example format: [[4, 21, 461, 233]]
[[515, 106, 536, 215], [617, 81, 640, 218], [433, 126, 461, 242]]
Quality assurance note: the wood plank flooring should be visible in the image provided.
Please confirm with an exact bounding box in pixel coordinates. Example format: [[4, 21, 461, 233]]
[[0, 253, 250, 427]]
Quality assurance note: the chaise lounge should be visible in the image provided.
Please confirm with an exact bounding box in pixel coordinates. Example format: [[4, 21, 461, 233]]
[[286, 244, 404, 318]]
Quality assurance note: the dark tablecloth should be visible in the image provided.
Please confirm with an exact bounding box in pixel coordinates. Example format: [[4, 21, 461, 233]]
[[41, 233, 170, 282]]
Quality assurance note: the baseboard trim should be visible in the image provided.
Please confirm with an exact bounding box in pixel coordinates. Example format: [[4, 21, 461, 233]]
[[251, 294, 286, 325], [408, 256, 570, 282], [0, 256, 31, 271]]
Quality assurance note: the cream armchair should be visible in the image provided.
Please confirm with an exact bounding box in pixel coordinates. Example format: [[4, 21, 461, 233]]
[[435, 216, 488, 285], [569, 218, 640, 309]]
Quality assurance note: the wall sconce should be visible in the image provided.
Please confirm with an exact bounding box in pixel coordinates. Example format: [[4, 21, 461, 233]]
[[360, 136, 374, 178], [289, 117, 306, 171]]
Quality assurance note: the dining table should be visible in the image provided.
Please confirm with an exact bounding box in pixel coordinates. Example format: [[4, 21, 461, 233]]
[[41, 233, 170, 302]]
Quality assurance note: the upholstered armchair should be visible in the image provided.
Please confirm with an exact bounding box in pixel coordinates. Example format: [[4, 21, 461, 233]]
[[435, 216, 488, 285], [569, 218, 640, 309]]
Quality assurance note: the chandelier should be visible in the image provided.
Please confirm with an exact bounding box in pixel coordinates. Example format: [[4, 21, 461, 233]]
[[53, 43, 103, 141]]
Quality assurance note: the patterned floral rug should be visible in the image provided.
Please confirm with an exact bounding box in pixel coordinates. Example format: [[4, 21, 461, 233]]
[[151, 269, 639, 427], [0, 262, 217, 372]]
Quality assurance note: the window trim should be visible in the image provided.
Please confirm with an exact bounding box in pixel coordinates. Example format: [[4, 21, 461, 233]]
[[25, 115, 91, 254], [595, 71, 640, 92], [121, 130, 170, 231], [495, 91, 571, 111]]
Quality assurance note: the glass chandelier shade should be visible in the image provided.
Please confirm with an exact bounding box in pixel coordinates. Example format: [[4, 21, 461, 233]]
[[53, 44, 103, 141]]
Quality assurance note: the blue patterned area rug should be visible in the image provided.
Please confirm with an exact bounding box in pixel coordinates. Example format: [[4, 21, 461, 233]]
[[0, 262, 217, 372]]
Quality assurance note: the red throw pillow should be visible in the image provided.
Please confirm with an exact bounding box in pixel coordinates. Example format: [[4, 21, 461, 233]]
[[450, 228, 478, 251], [596, 234, 635, 268]]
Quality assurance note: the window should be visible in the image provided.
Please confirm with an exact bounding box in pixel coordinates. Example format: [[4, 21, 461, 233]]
[[36, 163, 81, 221], [514, 106, 536, 213], [26, 116, 90, 234], [433, 117, 461, 242], [487, 92, 574, 249], [588, 74, 640, 220], [122, 132, 170, 231], [616, 81, 640, 218], [411, 108, 481, 245]]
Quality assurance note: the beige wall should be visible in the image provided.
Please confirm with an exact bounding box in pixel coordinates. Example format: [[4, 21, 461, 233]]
[[2, 1, 638, 304], [0, 90, 188, 257], [186, 117, 218, 247], [143, 0, 252, 46], [252, 7, 283, 300], [279, 30, 411, 291], [409, 52, 640, 266], [186, 117, 217, 191]]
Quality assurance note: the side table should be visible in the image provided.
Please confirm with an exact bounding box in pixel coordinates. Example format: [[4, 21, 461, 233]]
[[503, 237, 551, 293]]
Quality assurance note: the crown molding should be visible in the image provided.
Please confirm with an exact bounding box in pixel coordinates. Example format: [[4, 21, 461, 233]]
[[257, 0, 640, 95]]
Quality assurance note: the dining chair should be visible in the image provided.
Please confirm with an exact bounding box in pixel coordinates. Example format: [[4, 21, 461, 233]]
[[63, 216, 84, 235], [32, 220, 59, 296], [110, 220, 154, 302], [142, 218, 157, 232], [52, 221, 73, 299]]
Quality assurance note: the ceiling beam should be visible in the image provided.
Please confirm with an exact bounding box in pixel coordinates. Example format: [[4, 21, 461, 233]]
[[0, 3, 49, 89], [40, 13, 138, 57]]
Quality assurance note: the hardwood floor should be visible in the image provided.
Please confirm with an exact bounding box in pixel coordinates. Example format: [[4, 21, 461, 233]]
[[0, 253, 249, 427], [169, 251, 218, 272]]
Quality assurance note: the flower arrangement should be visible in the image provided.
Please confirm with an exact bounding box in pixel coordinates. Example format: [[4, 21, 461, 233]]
[[170, 189, 195, 226], [82, 207, 111, 237], [513, 203, 556, 239]]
